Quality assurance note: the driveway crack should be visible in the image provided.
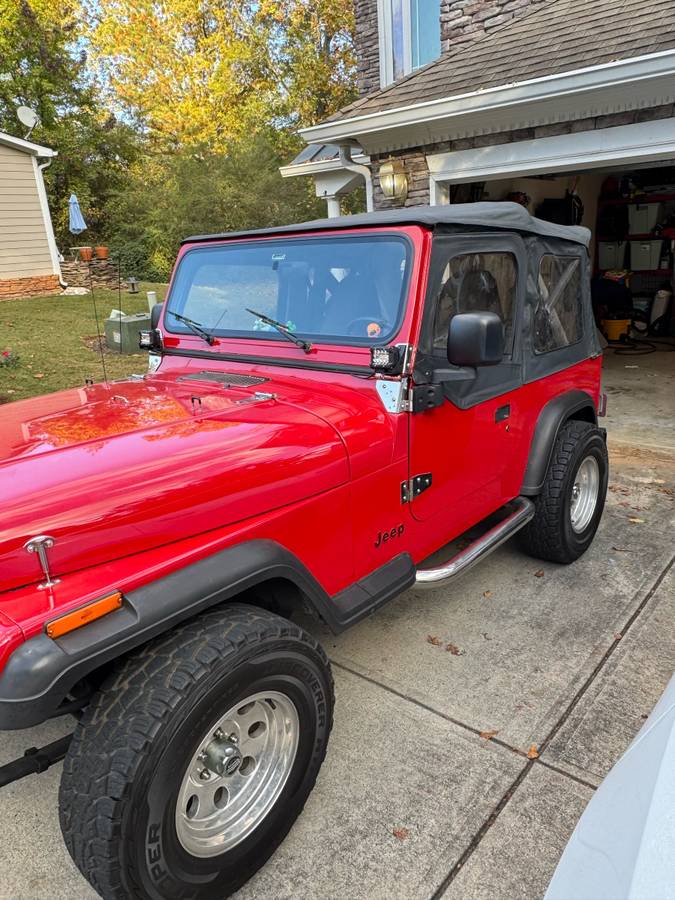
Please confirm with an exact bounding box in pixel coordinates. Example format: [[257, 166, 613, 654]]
[[427, 552, 674, 899]]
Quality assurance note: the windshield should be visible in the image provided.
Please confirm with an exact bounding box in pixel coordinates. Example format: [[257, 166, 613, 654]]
[[164, 234, 411, 346]]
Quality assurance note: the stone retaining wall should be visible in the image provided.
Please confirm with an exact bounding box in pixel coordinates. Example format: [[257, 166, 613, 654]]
[[60, 258, 121, 290]]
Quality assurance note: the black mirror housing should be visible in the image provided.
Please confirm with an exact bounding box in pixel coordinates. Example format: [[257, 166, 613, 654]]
[[447, 312, 504, 367], [150, 302, 164, 330]]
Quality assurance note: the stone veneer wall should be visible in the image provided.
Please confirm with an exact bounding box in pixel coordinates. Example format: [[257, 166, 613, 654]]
[[371, 105, 675, 210], [0, 273, 61, 301], [440, 0, 547, 52], [354, 0, 381, 96]]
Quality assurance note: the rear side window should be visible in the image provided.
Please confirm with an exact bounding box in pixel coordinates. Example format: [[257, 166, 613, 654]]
[[534, 256, 582, 353], [432, 251, 517, 351]]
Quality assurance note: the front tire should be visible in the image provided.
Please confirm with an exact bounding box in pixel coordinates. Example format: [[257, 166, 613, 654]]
[[59, 604, 334, 900], [519, 420, 608, 564]]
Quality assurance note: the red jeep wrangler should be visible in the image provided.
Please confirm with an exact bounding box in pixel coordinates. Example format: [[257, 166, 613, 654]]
[[0, 203, 608, 899]]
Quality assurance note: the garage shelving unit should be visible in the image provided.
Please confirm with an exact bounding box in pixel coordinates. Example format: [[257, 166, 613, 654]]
[[594, 191, 675, 279]]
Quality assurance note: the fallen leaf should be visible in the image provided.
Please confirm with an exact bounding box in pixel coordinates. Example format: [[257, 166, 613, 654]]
[[614, 632, 623, 640], [426, 634, 443, 646], [628, 517, 644, 524], [392, 827, 409, 841], [33, 373, 45, 379], [526, 744, 539, 759], [445, 642, 464, 655], [479, 729, 499, 740], [481, 632, 492, 641], [482, 590, 493, 598], [534, 570, 545, 578], [612, 546, 628, 552]]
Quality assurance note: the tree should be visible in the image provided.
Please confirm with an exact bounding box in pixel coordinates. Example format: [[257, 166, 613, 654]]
[[89, 0, 356, 150], [0, 0, 142, 247], [106, 130, 325, 280]]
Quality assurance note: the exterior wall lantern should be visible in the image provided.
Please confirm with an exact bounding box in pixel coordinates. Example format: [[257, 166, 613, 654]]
[[379, 159, 408, 202]]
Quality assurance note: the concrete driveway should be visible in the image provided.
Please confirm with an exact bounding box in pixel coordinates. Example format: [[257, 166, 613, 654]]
[[1, 354, 674, 900]]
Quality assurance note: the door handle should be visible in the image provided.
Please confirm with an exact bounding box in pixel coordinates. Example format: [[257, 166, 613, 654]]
[[495, 404, 510, 423]]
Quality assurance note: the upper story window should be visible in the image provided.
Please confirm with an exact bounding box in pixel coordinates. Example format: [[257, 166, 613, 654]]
[[378, 0, 441, 86]]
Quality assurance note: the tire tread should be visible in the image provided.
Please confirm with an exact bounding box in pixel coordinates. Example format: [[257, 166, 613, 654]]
[[59, 604, 333, 900]]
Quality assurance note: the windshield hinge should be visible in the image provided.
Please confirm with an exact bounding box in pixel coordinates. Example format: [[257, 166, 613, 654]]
[[401, 473, 432, 504]]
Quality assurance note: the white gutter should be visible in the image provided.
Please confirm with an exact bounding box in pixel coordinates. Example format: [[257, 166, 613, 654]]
[[338, 145, 374, 212], [279, 151, 370, 179], [300, 49, 675, 146], [33, 156, 66, 287]]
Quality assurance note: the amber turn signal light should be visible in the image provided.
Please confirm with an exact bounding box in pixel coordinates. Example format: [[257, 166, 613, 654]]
[[45, 592, 123, 639]]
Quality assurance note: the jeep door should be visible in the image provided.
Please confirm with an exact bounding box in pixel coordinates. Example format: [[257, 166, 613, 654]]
[[409, 233, 527, 536]]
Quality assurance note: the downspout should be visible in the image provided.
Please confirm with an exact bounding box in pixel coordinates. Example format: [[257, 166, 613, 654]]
[[338, 144, 374, 212], [38, 158, 68, 288]]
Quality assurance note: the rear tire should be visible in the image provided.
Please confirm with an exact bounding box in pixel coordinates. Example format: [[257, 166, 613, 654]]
[[519, 420, 608, 564], [59, 604, 333, 900]]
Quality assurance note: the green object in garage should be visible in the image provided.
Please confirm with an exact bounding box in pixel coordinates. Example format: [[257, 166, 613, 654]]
[[104, 312, 151, 354]]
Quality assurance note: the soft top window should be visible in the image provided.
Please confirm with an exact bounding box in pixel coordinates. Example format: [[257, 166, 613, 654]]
[[534, 255, 582, 354], [165, 234, 411, 347], [432, 251, 517, 352]]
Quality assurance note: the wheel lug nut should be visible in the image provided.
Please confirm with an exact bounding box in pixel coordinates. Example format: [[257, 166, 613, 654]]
[[199, 768, 211, 780], [214, 728, 225, 741]]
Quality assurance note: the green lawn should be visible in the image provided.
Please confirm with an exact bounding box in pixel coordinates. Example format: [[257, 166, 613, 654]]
[[0, 282, 168, 403]]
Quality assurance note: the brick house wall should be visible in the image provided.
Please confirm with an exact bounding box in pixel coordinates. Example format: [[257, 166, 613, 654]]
[[370, 104, 675, 209]]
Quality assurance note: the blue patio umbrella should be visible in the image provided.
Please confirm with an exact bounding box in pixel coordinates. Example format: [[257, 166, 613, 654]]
[[68, 193, 87, 235]]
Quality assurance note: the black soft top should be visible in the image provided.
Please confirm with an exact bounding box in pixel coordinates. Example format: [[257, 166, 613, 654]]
[[182, 202, 591, 248]]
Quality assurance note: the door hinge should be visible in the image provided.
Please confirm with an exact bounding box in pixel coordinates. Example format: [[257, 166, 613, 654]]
[[401, 473, 433, 503], [411, 383, 444, 413]]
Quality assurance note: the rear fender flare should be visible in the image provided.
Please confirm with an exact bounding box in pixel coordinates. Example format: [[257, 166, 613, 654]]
[[520, 390, 598, 496]]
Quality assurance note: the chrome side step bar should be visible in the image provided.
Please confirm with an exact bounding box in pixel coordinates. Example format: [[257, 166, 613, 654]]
[[415, 497, 535, 589]]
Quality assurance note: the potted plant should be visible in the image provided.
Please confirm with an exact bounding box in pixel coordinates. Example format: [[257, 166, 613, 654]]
[[79, 247, 93, 261], [95, 246, 109, 260]]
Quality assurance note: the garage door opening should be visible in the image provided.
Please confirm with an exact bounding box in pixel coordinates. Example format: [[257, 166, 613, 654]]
[[431, 157, 675, 459]]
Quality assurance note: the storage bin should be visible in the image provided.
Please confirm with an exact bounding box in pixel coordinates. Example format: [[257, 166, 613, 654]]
[[628, 203, 663, 234], [630, 240, 666, 270], [598, 241, 626, 270]]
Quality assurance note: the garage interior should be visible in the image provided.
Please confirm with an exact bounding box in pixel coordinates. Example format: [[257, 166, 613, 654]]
[[443, 161, 675, 460]]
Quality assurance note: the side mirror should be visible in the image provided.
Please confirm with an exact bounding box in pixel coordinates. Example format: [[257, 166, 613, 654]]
[[150, 302, 163, 330], [447, 312, 504, 367]]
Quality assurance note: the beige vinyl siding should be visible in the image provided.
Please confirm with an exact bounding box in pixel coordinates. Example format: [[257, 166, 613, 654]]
[[0, 143, 54, 277]]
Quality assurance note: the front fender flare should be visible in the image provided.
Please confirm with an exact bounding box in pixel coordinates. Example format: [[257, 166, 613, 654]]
[[0, 540, 333, 730], [520, 390, 598, 496]]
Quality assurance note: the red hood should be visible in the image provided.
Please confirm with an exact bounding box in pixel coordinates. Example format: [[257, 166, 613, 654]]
[[0, 374, 349, 591]]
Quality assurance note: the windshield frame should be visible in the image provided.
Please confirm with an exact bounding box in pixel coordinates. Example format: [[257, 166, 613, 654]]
[[162, 231, 414, 350]]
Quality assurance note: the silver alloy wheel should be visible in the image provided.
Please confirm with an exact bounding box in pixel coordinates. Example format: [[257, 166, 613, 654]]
[[570, 455, 600, 533], [175, 691, 299, 857]]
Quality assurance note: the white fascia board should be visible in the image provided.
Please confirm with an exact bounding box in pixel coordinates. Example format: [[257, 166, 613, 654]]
[[279, 152, 370, 179], [0, 131, 57, 157], [32, 157, 62, 276], [427, 117, 675, 186], [299, 50, 675, 148]]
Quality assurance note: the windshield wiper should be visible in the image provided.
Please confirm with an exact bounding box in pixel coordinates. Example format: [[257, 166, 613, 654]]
[[170, 312, 215, 346], [246, 309, 312, 353]]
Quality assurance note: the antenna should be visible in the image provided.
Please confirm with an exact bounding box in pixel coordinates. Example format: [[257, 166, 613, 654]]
[[16, 105, 40, 139], [87, 263, 108, 384]]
